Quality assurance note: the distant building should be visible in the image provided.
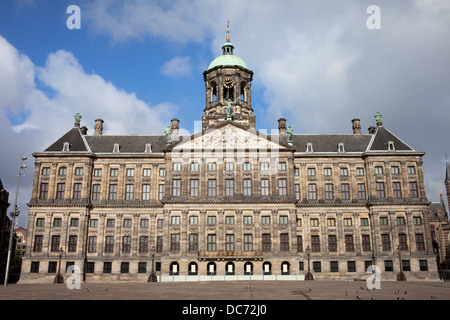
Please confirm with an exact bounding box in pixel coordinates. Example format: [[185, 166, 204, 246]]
[[20, 30, 439, 283], [0, 179, 11, 282]]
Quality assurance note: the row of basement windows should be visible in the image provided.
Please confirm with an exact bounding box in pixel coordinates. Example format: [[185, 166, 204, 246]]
[[42, 164, 418, 178], [30, 258, 430, 275]]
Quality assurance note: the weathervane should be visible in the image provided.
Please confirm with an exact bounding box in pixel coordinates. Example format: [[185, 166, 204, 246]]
[[226, 20, 230, 41]]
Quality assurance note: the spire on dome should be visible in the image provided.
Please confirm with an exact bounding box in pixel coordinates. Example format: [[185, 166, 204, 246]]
[[226, 20, 230, 41], [222, 21, 234, 55], [446, 155, 450, 183]]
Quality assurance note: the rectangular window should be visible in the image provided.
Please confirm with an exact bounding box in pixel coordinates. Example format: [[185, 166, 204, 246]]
[[225, 179, 234, 196], [208, 162, 216, 171], [122, 236, 131, 253], [243, 162, 251, 171], [225, 216, 234, 225], [398, 233, 408, 250], [142, 184, 150, 200], [105, 236, 114, 253], [139, 236, 148, 253], [158, 184, 165, 200], [244, 234, 253, 251], [380, 217, 388, 225], [327, 218, 336, 227], [207, 216, 216, 225], [384, 260, 394, 272], [325, 183, 334, 200], [344, 218, 352, 226], [345, 235, 354, 252], [393, 182, 402, 198], [126, 168, 135, 177], [108, 184, 117, 200], [280, 233, 289, 252], [407, 166, 416, 174], [172, 179, 181, 196], [207, 234, 216, 251], [171, 234, 180, 252], [262, 234, 271, 252], [391, 166, 400, 175], [39, 183, 49, 200], [92, 184, 100, 200], [261, 179, 269, 196], [279, 215, 288, 225], [36, 218, 45, 226], [225, 234, 235, 252], [413, 216, 422, 225], [189, 234, 198, 252], [189, 215, 198, 225], [208, 179, 216, 196], [225, 162, 234, 171], [53, 218, 62, 227], [142, 168, 151, 177], [357, 183, 366, 200], [33, 235, 43, 252], [278, 162, 286, 171], [296, 235, 303, 252], [138, 262, 147, 274], [121, 262, 129, 274], [324, 168, 332, 177], [376, 182, 385, 199], [88, 236, 97, 253], [328, 235, 337, 252], [419, 260, 428, 271], [94, 168, 102, 177], [103, 262, 112, 273], [341, 184, 350, 200], [70, 218, 79, 227], [362, 235, 371, 251], [72, 183, 82, 200], [307, 168, 316, 176], [110, 168, 118, 177], [356, 168, 364, 176], [397, 217, 406, 225], [262, 216, 270, 225], [68, 235, 77, 252], [74, 167, 83, 176], [360, 218, 369, 226], [243, 179, 252, 196], [51, 235, 60, 252], [56, 183, 65, 199], [123, 219, 132, 228], [375, 166, 383, 175], [311, 235, 320, 252], [244, 215, 253, 225], [410, 182, 418, 198], [41, 167, 50, 176], [260, 162, 269, 171], [171, 216, 180, 225], [294, 166, 299, 176], [156, 236, 163, 253], [58, 167, 67, 176], [278, 179, 287, 195], [125, 184, 134, 200], [106, 219, 115, 228], [330, 261, 339, 273], [340, 167, 348, 176], [416, 234, 425, 251], [310, 218, 319, 227], [173, 162, 182, 172], [347, 261, 356, 273], [190, 179, 199, 196], [308, 184, 317, 200], [190, 162, 199, 172], [294, 184, 300, 200], [159, 168, 166, 177], [381, 234, 391, 251]]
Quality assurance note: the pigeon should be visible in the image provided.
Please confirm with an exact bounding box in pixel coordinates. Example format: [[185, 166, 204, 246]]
[[356, 295, 362, 300], [345, 291, 348, 296], [394, 290, 399, 294]]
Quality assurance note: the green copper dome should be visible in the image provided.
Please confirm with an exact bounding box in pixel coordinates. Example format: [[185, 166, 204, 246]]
[[207, 40, 249, 70]]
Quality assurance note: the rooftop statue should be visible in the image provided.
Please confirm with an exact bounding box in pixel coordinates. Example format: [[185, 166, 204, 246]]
[[286, 125, 293, 145], [165, 125, 172, 144], [225, 95, 239, 120]]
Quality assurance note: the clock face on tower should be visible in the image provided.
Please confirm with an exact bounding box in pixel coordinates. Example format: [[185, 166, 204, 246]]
[[223, 77, 234, 89]]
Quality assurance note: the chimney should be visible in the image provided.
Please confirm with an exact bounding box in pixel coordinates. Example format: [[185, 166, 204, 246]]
[[278, 118, 287, 135], [171, 118, 180, 141], [351, 118, 361, 134], [80, 126, 88, 135], [94, 119, 104, 136], [368, 126, 376, 134]]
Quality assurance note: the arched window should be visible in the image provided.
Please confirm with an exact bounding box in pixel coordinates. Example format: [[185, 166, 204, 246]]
[[170, 262, 179, 276], [225, 262, 235, 275], [263, 262, 272, 275], [188, 262, 198, 275], [244, 262, 253, 275], [281, 261, 290, 275], [207, 262, 216, 275]]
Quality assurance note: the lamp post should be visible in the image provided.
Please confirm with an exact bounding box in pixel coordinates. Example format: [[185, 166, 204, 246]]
[[305, 246, 314, 280], [148, 246, 157, 282], [397, 245, 406, 281], [54, 248, 64, 284], [3, 154, 26, 286]]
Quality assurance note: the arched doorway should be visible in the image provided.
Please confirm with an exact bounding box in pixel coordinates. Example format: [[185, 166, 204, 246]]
[[281, 261, 290, 275], [207, 262, 216, 275], [170, 262, 179, 276], [225, 262, 235, 275], [244, 262, 253, 275], [262, 262, 272, 275], [188, 262, 198, 275]]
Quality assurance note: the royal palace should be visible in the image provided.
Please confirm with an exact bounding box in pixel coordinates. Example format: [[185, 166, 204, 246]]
[[20, 31, 439, 283]]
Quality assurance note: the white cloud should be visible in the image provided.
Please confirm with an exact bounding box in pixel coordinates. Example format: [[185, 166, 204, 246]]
[[161, 56, 192, 77], [0, 35, 175, 227]]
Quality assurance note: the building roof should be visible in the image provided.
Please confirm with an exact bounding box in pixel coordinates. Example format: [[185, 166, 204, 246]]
[[84, 135, 167, 153], [367, 126, 414, 152], [44, 127, 90, 152], [292, 134, 372, 153]]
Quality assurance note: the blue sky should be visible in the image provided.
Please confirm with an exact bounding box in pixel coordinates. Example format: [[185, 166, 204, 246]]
[[1, 0, 450, 227]]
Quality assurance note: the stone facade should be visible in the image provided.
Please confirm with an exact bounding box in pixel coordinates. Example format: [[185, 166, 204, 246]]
[[20, 34, 439, 283]]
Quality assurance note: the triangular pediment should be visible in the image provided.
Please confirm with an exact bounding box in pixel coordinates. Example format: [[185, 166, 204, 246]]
[[170, 121, 293, 153]]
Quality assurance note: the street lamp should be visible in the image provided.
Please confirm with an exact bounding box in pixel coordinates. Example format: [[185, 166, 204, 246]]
[[396, 245, 406, 281], [54, 248, 64, 284], [148, 246, 157, 282], [4, 154, 26, 286], [305, 246, 314, 280]]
